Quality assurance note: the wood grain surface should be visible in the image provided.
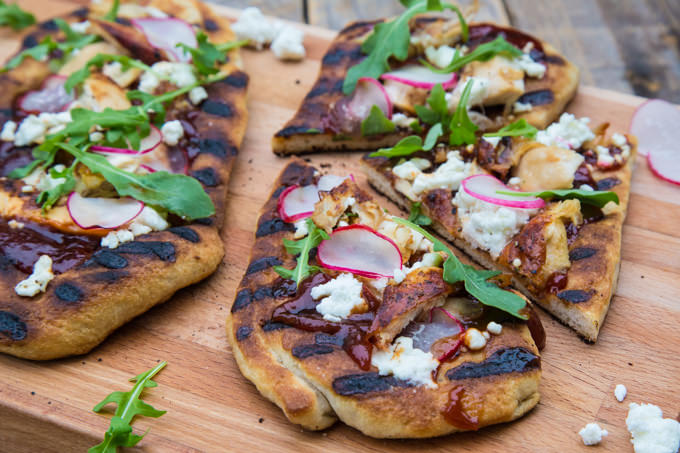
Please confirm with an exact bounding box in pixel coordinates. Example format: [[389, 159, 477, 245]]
[[1, 1, 679, 452]]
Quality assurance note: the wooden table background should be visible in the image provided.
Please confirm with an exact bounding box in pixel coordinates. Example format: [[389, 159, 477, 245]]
[[216, 0, 680, 104]]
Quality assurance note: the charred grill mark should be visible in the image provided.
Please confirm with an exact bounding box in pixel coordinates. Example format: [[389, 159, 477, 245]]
[[446, 347, 540, 380], [0, 254, 13, 272], [274, 125, 315, 138], [332, 372, 409, 396], [168, 227, 200, 243], [338, 20, 379, 36], [253, 286, 273, 301], [72, 7, 89, 18], [315, 333, 344, 346], [256, 218, 295, 237], [40, 19, 58, 31], [0, 311, 26, 341], [231, 289, 253, 312], [114, 17, 131, 26], [596, 177, 621, 191], [236, 326, 253, 341], [271, 185, 287, 200], [557, 289, 593, 304], [198, 137, 238, 158], [191, 168, 220, 187], [89, 270, 128, 283], [280, 162, 317, 186], [569, 247, 597, 261], [516, 89, 554, 106], [203, 18, 219, 31], [22, 34, 39, 49], [115, 241, 176, 262], [272, 279, 298, 298], [246, 256, 282, 275], [194, 217, 214, 226], [202, 100, 233, 118], [54, 283, 83, 303], [262, 321, 291, 332], [291, 343, 335, 359], [90, 250, 128, 269], [321, 44, 363, 66], [304, 77, 344, 99], [221, 71, 249, 88]]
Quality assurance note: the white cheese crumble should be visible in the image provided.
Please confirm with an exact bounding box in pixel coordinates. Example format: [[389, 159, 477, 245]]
[[1, 120, 17, 141], [464, 328, 487, 350], [368, 277, 388, 293], [22, 164, 66, 192], [579, 423, 608, 446], [100, 206, 169, 248], [293, 219, 309, 239], [232, 7, 282, 50], [512, 258, 522, 268], [102, 61, 128, 87], [626, 403, 680, 453], [536, 113, 595, 150], [15, 255, 54, 297], [580, 184, 594, 191], [507, 176, 521, 186], [371, 336, 438, 388], [100, 229, 135, 249], [311, 273, 365, 322], [13, 112, 72, 147], [139, 62, 196, 94], [161, 120, 184, 146], [392, 267, 406, 284], [412, 151, 471, 196], [486, 321, 503, 335], [70, 20, 91, 34], [425, 45, 456, 68], [391, 112, 417, 129], [615, 384, 627, 402], [8, 219, 24, 229], [513, 101, 533, 113], [271, 25, 306, 61], [188, 86, 208, 105], [483, 136, 501, 148], [392, 158, 431, 180], [595, 145, 615, 168], [454, 188, 534, 259], [446, 77, 489, 111], [513, 53, 546, 78], [89, 131, 104, 142]]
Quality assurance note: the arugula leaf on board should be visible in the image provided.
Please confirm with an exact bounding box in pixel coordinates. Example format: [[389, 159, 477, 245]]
[[392, 217, 528, 319], [496, 188, 619, 208], [423, 35, 523, 74], [177, 31, 248, 76], [408, 202, 432, 226], [361, 105, 396, 136], [448, 78, 477, 146], [89, 361, 167, 453], [483, 118, 537, 139], [274, 218, 329, 287], [0, 0, 35, 31]]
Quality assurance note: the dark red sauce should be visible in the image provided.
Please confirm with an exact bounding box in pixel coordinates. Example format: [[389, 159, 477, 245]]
[[521, 304, 546, 351], [573, 163, 597, 189], [545, 271, 568, 295], [467, 24, 543, 54], [442, 386, 479, 430]]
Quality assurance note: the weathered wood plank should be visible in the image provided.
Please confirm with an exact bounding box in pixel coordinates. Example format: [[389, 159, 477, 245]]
[[206, 0, 304, 22]]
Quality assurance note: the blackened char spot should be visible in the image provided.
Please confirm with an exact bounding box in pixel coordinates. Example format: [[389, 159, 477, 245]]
[[305, 78, 344, 99], [203, 18, 219, 31], [271, 185, 286, 199], [40, 19, 58, 30], [117, 241, 176, 262], [557, 290, 592, 303], [0, 311, 27, 341], [246, 256, 282, 275], [114, 17, 132, 26], [191, 168, 219, 187], [517, 89, 554, 106], [54, 283, 83, 303], [262, 321, 291, 332], [596, 177, 621, 191], [291, 343, 334, 359], [221, 71, 248, 88], [72, 7, 89, 18], [274, 125, 315, 138], [199, 138, 237, 157], [91, 250, 128, 269], [253, 286, 273, 300], [89, 270, 128, 283], [202, 100, 233, 117], [273, 279, 297, 298], [0, 254, 13, 272], [231, 289, 252, 312], [194, 217, 213, 226], [168, 227, 200, 243], [322, 45, 363, 66], [22, 34, 39, 49], [569, 247, 597, 261], [339, 20, 379, 36], [256, 218, 295, 237], [236, 326, 253, 341], [315, 333, 344, 346], [333, 373, 409, 396], [446, 347, 540, 380]]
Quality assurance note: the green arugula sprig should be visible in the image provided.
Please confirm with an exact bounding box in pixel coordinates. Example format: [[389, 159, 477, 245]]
[[370, 123, 441, 157], [393, 217, 527, 319], [343, 0, 467, 95], [448, 78, 477, 145], [0, 0, 35, 31], [65, 54, 158, 93], [274, 218, 329, 287], [483, 118, 537, 139], [423, 35, 522, 74], [177, 30, 248, 76], [89, 361, 167, 453], [408, 202, 432, 226], [361, 105, 396, 136], [496, 188, 619, 209], [102, 0, 120, 21]]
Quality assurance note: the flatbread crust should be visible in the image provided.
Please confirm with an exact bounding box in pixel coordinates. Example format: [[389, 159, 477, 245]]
[[227, 160, 542, 438], [272, 18, 578, 155], [0, 2, 248, 360]]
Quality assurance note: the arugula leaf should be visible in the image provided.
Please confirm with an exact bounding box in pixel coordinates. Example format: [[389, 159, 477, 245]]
[[273, 218, 329, 287], [177, 31, 248, 76], [103, 0, 119, 21], [496, 188, 619, 208], [483, 118, 537, 139], [392, 217, 527, 319], [36, 164, 76, 211], [65, 54, 155, 93], [89, 361, 167, 453], [0, 0, 35, 31], [370, 135, 422, 158], [414, 83, 450, 127], [448, 78, 477, 146], [361, 105, 396, 136], [423, 35, 522, 74], [408, 202, 432, 226]]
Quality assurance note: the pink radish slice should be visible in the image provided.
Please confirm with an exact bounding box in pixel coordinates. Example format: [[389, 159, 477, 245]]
[[67, 192, 144, 229], [131, 18, 197, 63], [18, 75, 74, 114], [317, 174, 352, 192], [91, 125, 162, 154], [461, 174, 546, 209], [629, 99, 680, 158], [277, 184, 320, 222], [648, 153, 680, 186], [317, 224, 402, 279], [381, 65, 458, 90], [347, 77, 392, 120]]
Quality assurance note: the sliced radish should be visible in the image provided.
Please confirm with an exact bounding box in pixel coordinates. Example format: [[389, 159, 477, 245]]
[[18, 75, 74, 114], [131, 18, 197, 63], [381, 65, 458, 91], [405, 307, 464, 361], [277, 184, 320, 222], [317, 224, 402, 279], [67, 192, 144, 229], [347, 77, 392, 121], [91, 125, 162, 155], [317, 174, 352, 192], [461, 174, 546, 209]]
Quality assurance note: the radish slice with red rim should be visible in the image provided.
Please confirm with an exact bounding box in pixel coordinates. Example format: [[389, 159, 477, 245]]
[[317, 224, 402, 279], [131, 18, 197, 62], [381, 65, 458, 91], [91, 125, 162, 155], [18, 75, 74, 114], [67, 192, 144, 229], [461, 174, 546, 209], [347, 77, 392, 120], [277, 184, 320, 222]]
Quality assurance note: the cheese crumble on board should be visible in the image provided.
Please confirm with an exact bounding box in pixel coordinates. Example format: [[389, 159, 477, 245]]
[[626, 403, 680, 453], [578, 423, 608, 446]]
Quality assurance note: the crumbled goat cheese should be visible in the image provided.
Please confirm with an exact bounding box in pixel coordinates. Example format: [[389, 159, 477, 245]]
[[507, 176, 521, 186], [446, 77, 489, 111], [89, 131, 104, 142], [8, 220, 24, 229], [22, 164, 66, 192], [100, 229, 135, 249], [392, 158, 431, 180], [536, 113, 595, 149], [513, 101, 533, 113], [189, 86, 208, 105], [615, 384, 627, 402], [232, 7, 282, 50], [15, 255, 54, 297], [371, 336, 438, 388], [412, 151, 471, 196], [464, 328, 487, 350], [425, 45, 456, 68], [369, 277, 388, 293], [21, 185, 34, 192], [579, 423, 608, 446], [102, 61, 128, 87], [1, 120, 17, 141], [293, 219, 309, 239], [486, 321, 503, 335], [70, 20, 91, 34], [483, 136, 501, 148], [139, 62, 196, 93], [311, 273, 365, 322], [14, 112, 72, 146], [513, 53, 546, 78], [595, 145, 615, 168], [161, 120, 184, 146], [392, 267, 406, 284], [626, 403, 680, 453], [580, 184, 594, 191], [391, 112, 417, 129], [454, 188, 534, 258], [128, 206, 169, 236], [271, 25, 306, 61], [512, 258, 522, 268]]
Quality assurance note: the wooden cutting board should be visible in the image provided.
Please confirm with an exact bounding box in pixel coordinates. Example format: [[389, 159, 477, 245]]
[[1, 1, 679, 452]]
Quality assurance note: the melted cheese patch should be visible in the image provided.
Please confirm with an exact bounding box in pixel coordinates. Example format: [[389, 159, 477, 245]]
[[461, 56, 524, 108], [516, 145, 585, 191]]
